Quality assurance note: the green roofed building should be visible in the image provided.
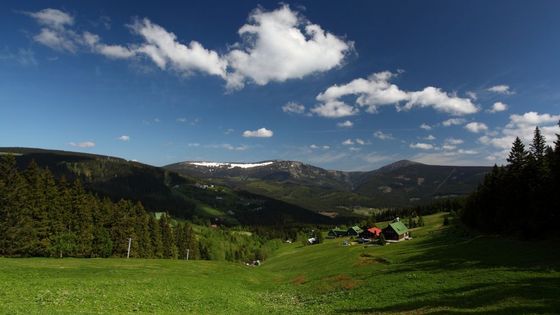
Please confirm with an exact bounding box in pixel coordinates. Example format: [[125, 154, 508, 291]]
[[328, 229, 347, 238], [382, 221, 409, 241], [347, 226, 364, 236]]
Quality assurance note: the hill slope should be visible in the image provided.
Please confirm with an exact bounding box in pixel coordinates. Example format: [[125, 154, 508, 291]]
[[1, 213, 558, 314], [165, 159, 491, 212], [0, 147, 331, 225]]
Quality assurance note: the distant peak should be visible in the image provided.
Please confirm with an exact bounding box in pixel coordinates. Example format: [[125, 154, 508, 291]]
[[375, 160, 422, 172]]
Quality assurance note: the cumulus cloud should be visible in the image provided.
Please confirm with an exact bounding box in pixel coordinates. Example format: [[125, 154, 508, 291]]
[[337, 120, 353, 128], [225, 5, 352, 89], [410, 142, 434, 150], [242, 127, 274, 138], [282, 102, 306, 114], [117, 135, 130, 141], [310, 100, 358, 118], [310, 144, 330, 150], [489, 101, 508, 113], [465, 122, 488, 133], [342, 139, 354, 145], [487, 84, 514, 95], [442, 118, 466, 127], [83, 32, 135, 59], [419, 123, 432, 130], [130, 18, 227, 77], [69, 141, 95, 148], [373, 130, 394, 140], [445, 138, 464, 145], [312, 70, 478, 118], [26, 6, 352, 89], [423, 134, 436, 141], [479, 112, 560, 150], [25, 8, 74, 29]]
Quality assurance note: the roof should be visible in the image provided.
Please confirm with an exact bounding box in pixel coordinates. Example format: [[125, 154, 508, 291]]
[[387, 222, 409, 235], [367, 227, 382, 236], [348, 226, 363, 233]]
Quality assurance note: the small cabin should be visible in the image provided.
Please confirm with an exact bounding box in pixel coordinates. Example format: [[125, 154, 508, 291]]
[[360, 227, 382, 239], [382, 221, 409, 241], [328, 229, 347, 238], [347, 226, 364, 236]]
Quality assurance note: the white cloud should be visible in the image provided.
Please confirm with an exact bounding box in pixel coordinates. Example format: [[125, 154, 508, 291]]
[[337, 120, 353, 128], [374, 130, 394, 140], [282, 102, 306, 114], [403, 87, 478, 116], [445, 138, 464, 145], [130, 18, 227, 77], [83, 32, 135, 59], [410, 142, 434, 150], [177, 117, 187, 123], [355, 138, 365, 145], [465, 122, 488, 133], [489, 101, 508, 113], [479, 112, 560, 150], [225, 5, 352, 89], [487, 84, 514, 95], [242, 127, 274, 138], [117, 135, 130, 141], [466, 91, 477, 100], [420, 123, 432, 130], [309, 144, 330, 150], [310, 100, 358, 118], [69, 141, 95, 148], [33, 27, 78, 52], [423, 134, 436, 141], [25, 8, 74, 29], [312, 70, 478, 118], [342, 139, 354, 145], [442, 118, 466, 126], [442, 144, 456, 151]]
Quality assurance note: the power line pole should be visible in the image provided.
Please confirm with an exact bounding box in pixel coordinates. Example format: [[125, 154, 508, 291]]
[[127, 238, 132, 259], [186, 249, 190, 261]]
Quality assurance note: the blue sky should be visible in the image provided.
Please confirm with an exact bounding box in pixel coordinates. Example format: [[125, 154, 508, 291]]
[[1, 0, 559, 170]]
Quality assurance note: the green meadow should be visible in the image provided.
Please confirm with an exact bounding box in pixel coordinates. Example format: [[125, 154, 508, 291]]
[[1, 213, 559, 314]]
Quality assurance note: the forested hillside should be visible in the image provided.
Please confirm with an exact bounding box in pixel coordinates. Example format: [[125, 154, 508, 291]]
[[0, 155, 282, 260], [462, 125, 560, 237]]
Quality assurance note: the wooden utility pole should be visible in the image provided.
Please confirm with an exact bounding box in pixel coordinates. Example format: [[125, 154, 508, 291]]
[[127, 238, 132, 259], [186, 249, 190, 261]]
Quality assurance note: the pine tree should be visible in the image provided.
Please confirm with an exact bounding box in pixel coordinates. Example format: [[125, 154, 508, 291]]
[[149, 214, 164, 258], [530, 127, 547, 162], [160, 213, 177, 259], [507, 137, 528, 171]]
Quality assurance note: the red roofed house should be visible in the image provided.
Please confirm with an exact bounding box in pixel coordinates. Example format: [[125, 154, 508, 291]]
[[360, 227, 382, 239]]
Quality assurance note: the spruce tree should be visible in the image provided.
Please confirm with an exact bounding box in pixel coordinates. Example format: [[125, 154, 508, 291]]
[[530, 126, 547, 162], [507, 137, 528, 171]]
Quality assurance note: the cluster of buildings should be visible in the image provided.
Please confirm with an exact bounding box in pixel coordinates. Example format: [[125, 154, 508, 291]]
[[327, 219, 410, 242]]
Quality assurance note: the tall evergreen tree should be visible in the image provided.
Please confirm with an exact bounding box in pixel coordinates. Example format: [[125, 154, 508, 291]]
[[530, 126, 547, 162], [507, 137, 528, 171]]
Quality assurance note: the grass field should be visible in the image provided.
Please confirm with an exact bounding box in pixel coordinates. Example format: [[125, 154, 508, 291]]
[[1, 213, 559, 314]]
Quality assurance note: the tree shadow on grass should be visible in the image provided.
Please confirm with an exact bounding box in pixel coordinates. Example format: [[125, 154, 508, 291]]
[[338, 276, 560, 314], [339, 227, 560, 314]]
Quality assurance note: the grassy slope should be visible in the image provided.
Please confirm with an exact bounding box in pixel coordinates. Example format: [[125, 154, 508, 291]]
[[1, 213, 559, 314]]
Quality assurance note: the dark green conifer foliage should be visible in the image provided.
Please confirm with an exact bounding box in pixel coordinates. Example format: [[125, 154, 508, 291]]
[[149, 215, 164, 258], [160, 213, 177, 259]]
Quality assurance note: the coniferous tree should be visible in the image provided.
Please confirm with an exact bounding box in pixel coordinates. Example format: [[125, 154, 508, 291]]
[[149, 214, 164, 258], [507, 137, 528, 171], [160, 213, 177, 259]]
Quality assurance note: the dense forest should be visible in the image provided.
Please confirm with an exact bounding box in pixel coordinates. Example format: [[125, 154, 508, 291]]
[[0, 155, 280, 260], [461, 124, 560, 237]]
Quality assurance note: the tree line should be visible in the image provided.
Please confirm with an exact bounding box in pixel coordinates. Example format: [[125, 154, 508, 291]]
[[0, 154, 203, 259], [461, 124, 560, 237]]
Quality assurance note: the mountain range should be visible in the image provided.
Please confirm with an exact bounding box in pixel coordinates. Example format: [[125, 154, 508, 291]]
[[1, 147, 491, 223]]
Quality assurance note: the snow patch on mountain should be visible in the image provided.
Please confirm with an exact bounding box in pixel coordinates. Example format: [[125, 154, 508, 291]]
[[188, 161, 274, 169]]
